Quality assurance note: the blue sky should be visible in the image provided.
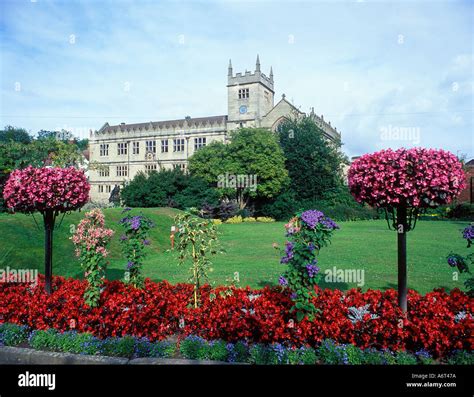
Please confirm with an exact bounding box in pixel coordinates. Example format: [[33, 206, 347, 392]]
[[0, 0, 472, 159]]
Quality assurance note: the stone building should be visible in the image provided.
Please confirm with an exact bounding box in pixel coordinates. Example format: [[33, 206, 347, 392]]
[[88, 56, 341, 202]]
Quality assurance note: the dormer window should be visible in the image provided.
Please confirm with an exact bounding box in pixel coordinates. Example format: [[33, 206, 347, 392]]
[[238, 88, 249, 99]]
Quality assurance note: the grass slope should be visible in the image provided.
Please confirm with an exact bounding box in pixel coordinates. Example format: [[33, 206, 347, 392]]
[[0, 208, 469, 294]]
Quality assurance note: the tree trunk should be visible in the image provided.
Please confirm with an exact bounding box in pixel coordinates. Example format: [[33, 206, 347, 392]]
[[397, 206, 407, 312], [43, 210, 55, 295]]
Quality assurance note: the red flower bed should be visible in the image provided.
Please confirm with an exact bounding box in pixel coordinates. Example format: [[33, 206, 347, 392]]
[[0, 275, 472, 357]]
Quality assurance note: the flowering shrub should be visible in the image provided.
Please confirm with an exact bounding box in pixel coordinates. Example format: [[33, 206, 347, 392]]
[[279, 210, 339, 321], [3, 166, 89, 213], [70, 209, 114, 307], [348, 148, 465, 208], [119, 208, 154, 289], [447, 225, 474, 297], [0, 276, 471, 357], [3, 166, 90, 294]]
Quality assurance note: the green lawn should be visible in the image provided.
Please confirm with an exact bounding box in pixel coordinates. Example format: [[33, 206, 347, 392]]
[[0, 208, 469, 294]]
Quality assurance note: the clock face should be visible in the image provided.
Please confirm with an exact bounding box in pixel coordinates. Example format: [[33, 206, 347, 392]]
[[239, 105, 247, 114]]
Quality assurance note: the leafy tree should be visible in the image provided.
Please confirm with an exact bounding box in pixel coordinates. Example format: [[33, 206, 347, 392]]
[[277, 117, 347, 201], [189, 128, 289, 209], [120, 168, 219, 209], [0, 125, 31, 144]]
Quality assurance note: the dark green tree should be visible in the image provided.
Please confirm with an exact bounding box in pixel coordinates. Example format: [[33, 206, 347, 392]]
[[277, 117, 348, 201], [0, 125, 31, 144]]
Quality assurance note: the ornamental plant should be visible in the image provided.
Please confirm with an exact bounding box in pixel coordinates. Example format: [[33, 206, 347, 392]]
[[348, 148, 465, 311], [3, 166, 89, 294], [278, 210, 339, 321], [174, 211, 220, 308], [70, 209, 114, 307], [447, 225, 474, 297], [119, 208, 154, 289]]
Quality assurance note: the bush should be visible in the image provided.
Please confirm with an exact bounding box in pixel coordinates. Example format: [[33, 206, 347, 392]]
[[121, 168, 219, 209], [207, 340, 229, 361], [243, 217, 256, 222], [249, 344, 279, 365], [225, 215, 243, 224], [0, 323, 29, 346], [179, 335, 209, 360], [256, 216, 275, 223], [227, 341, 250, 363], [100, 336, 136, 358], [134, 337, 175, 358], [446, 203, 474, 220], [261, 188, 378, 222], [446, 350, 474, 365]]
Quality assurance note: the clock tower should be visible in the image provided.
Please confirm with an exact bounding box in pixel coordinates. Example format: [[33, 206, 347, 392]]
[[227, 55, 275, 131]]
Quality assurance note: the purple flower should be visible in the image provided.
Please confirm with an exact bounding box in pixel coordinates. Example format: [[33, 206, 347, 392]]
[[463, 225, 474, 242], [127, 261, 134, 269], [290, 292, 297, 300], [120, 234, 128, 241], [308, 243, 316, 252], [122, 207, 132, 213], [130, 216, 142, 230], [301, 210, 324, 229], [300, 210, 339, 230], [143, 239, 150, 246], [278, 276, 288, 286], [305, 263, 320, 278], [447, 256, 457, 267], [280, 242, 294, 264]]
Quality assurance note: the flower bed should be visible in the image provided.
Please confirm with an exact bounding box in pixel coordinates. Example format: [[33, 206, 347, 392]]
[[0, 275, 472, 358], [1, 324, 472, 365]]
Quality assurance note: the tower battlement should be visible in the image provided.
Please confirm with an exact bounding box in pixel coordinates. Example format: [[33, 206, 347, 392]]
[[227, 55, 274, 92]]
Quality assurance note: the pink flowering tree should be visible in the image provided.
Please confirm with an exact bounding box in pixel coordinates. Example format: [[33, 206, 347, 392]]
[[3, 166, 90, 294], [348, 148, 465, 311], [71, 209, 114, 307]]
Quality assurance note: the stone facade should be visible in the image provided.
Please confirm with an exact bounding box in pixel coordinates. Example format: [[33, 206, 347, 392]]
[[88, 56, 341, 202]]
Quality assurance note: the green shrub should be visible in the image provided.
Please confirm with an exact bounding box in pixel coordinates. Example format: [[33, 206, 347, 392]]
[[121, 168, 219, 209], [228, 341, 249, 363], [286, 347, 317, 365], [135, 337, 176, 358], [446, 350, 474, 365], [149, 341, 176, 358], [359, 348, 388, 365], [446, 203, 474, 220], [0, 323, 29, 346], [317, 340, 364, 364], [207, 340, 229, 361], [100, 336, 136, 358], [393, 350, 418, 365], [179, 336, 209, 360], [28, 330, 99, 355], [249, 344, 279, 365], [29, 329, 59, 351]]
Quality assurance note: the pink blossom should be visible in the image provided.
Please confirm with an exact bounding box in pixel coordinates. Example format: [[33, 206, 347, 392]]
[[348, 148, 465, 208]]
